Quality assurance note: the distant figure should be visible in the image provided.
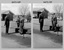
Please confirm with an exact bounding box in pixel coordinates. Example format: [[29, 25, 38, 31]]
[[4, 13, 10, 34], [39, 11, 45, 32], [19, 15, 24, 34], [51, 13, 57, 31], [16, 16, 20, 27]]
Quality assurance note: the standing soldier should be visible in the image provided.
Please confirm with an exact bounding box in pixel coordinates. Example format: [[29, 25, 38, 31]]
[[51, 14, 54, 30], [4, 13, 10, 34], [39, 11, 45, 32], [19, 15, 24, 34], [51, 13, 57, 31], [16, 16, 20, 27]]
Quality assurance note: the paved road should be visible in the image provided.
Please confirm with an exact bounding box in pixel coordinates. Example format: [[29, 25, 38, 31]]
[[1, 21, 31, 48], [33, 18, 63, 48]]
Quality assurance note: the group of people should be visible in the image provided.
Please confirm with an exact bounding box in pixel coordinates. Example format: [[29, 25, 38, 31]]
[[39, 11, 57, 32], [4, 13, 24, 34], [4, 11, 57, 34]]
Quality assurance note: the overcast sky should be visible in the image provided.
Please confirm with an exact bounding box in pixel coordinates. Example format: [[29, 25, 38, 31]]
[[1, 3, 31, 15], [33, 3, 63, 13], [1, 3, 63, 15]]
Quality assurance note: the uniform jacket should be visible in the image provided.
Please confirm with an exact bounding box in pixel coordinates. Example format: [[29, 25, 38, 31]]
[[39, 12, 45, 23], [5, 14, 10, 27]]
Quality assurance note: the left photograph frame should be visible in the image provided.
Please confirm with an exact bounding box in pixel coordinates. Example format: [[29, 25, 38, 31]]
[[1, 3, 31, 48]]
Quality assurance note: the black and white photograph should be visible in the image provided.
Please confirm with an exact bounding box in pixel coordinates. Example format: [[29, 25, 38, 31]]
[[33, 3, 63, 48], [1, 3, 31, 48]]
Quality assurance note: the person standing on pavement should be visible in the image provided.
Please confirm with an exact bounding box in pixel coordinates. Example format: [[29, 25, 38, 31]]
[[19, 15, 24, 34], [4, 13, 10, 34], [39, 11, 45, 32], [51, 13, 57, 31], [51, 14, 54, 30], [16, 16, 20, 27]]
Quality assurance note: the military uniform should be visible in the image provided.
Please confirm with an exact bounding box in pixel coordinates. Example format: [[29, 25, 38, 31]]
[[5, 14, 10, 34], [19, 18, 24, 34], [16, 16, 20, 27], [51, 15, 57, 31], [39, 12, 45, 31]]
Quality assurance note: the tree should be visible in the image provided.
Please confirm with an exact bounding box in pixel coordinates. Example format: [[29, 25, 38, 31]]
[[26, 12, 31, 22], [19, 4, 29, 17], [53, 4, 63, 18], [54, 5, 62, 13]]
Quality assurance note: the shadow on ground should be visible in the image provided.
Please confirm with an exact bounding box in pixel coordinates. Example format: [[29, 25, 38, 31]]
[[33, 29, 63, 45], [2, 32, 31, 48]]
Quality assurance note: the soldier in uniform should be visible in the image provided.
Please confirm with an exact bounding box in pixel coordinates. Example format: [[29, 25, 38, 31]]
[[51, 13, 57, 31], [19, 15, 24, 34], [39, 11, 45, 32], [16, 16, 20, 27], [4, 13, 10, 34]]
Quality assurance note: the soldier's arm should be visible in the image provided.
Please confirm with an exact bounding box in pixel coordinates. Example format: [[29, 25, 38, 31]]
[[39, 14, 41, 23], [56, 17, 57, 24], [4, 16, 7, 26], [51, 17, 53, 21], [51, 15, 53, 21]]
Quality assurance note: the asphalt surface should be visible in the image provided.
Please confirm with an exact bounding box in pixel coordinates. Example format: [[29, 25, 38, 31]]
[[1, 21, 31, 48]]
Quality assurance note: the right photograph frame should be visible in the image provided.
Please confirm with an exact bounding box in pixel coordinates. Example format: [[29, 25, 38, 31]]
[[33, 3, 63, 48]]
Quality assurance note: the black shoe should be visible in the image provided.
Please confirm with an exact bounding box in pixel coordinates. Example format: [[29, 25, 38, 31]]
[[40, 30, 44, 32], [6, 33, 10, 35]]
